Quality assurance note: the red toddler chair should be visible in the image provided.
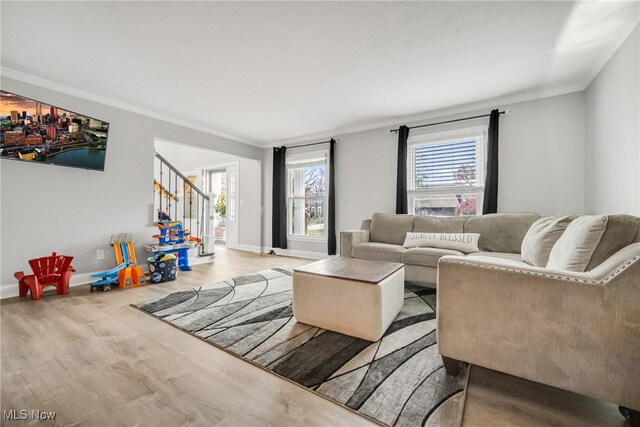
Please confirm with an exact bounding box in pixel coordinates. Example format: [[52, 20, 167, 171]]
[[14, 252, 75, 300]]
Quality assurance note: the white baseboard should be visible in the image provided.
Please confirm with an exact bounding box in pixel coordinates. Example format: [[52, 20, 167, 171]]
[[216, 244, 327, 260], [1, 265, 148, 300], [0, 254, 215, 300], [234, 244, 263, 254], [267, 248, 329, 260], [189, 254, 215, 266], [2, 283, 21, 300]]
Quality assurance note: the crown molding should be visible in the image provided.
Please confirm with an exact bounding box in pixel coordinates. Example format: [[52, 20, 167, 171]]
[[580, 3, 639, 90], [264, 8, 639, 149], [265, 82, 586, 148], [0, 67, 261, 147]]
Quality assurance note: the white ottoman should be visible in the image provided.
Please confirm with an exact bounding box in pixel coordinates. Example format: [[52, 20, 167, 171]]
[[293, 258, 405, 341]]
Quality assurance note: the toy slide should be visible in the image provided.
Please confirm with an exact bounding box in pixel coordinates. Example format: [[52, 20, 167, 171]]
[[91, 235, 146, 292]]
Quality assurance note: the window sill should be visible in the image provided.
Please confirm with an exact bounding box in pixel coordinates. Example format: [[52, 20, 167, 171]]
[[287, 235, 327, 243]]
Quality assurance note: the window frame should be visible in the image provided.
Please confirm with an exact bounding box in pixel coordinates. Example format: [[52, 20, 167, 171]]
[[407, 126, 487, 217], [286, 149, 329, 242]]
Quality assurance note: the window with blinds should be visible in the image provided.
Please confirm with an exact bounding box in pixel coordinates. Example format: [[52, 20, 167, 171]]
[[286, 150, 328, 238], [407, 127, 485, 216]]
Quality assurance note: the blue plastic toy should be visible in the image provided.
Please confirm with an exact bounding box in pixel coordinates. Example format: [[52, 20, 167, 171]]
[[90, 234, 146, 291], [150, 221, 198, 271]]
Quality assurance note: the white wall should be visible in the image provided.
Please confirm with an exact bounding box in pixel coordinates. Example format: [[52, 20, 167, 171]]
[[585, 26, 640, 215], [262, 91, 587, 255], [0, 77, 262, 295], [154, 139, 261, 251]]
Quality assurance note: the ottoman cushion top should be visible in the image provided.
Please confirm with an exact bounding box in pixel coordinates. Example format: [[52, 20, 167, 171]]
[[294, 258, 403, 284]]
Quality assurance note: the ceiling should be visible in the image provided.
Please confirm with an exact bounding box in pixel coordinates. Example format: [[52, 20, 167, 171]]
[[1, 1, 638, 146]]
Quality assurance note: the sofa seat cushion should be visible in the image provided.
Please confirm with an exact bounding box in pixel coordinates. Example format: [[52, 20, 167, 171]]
[[466, 251, 524, 262], [370, 213, 415, 245], [352, 242, 404, 263], [401, 247, 464, 267]]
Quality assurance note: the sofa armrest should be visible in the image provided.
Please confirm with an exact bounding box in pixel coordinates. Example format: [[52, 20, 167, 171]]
[[340, 230, 370, 257], [436, 243, 640, 409]]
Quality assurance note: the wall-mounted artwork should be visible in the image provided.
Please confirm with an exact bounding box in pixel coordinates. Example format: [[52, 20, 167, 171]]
[[0, 90, 109, 171]]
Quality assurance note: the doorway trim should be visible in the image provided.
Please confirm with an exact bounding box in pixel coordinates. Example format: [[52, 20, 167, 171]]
[[201, 161, 240, 250]]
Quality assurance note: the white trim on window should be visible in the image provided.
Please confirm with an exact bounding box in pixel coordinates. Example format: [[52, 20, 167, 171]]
[[286, 149, 329, 241], [407, 126, 487, 217]]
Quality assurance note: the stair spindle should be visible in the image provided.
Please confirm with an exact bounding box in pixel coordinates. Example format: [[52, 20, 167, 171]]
[[175, 174, 178, 222], [159, 159, 163, 220], [167, 169, 172, 220], [196, 195, 200, 255]]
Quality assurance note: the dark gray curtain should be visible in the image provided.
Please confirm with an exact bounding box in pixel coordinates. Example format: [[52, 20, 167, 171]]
[[483, 109, 500, 214], [396, 125, 409, 214], [327, 139, 336, 255], [272, 146, 287, 249]]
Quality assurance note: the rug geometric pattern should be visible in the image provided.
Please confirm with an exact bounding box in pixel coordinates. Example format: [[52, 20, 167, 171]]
[[134, 268, 467, 426]]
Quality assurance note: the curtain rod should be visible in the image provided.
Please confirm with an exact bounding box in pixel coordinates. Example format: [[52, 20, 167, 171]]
[[389, 111, 506, 133], [284, 139, 336, 149]]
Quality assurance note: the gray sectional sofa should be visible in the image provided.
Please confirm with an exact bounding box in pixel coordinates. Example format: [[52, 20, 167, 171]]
[[340, 212, 540, 285], [340, 211, 640, 415]]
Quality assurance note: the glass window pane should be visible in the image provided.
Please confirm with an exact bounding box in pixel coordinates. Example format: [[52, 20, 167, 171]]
[[288, 162, 326, 236], [305, 196, 325, 236], [304, 165, 325, 196], [412, 194, 479, 217], [288, 197, 325, 236]]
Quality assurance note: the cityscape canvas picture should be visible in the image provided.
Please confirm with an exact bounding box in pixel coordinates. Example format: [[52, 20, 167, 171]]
[[0, 90, 109, 170]]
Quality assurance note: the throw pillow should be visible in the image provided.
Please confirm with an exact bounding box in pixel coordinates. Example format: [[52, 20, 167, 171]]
[[521, 215, 574, 267], [403, 232, 480, 253], [546, 215, 608, 272]]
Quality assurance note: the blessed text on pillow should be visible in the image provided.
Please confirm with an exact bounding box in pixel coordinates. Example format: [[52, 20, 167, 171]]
[[403, 232, 480, 253]]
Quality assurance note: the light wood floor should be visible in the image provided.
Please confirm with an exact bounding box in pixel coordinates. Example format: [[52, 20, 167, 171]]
[[0, 249, 629, 426], [462, 366, 628, 427]]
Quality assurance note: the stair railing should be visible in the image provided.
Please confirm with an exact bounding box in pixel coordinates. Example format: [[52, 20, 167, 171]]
[[154, 151, 213, 256]]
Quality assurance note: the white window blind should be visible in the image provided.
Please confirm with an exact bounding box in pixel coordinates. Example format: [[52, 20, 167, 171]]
[[407, 128, 486, 216]]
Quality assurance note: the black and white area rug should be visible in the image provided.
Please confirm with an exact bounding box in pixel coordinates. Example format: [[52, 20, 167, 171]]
[[133, 268, 467, 427]]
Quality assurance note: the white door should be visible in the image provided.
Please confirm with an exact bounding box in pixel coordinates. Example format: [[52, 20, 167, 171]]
[[225, 165, 239, 248]]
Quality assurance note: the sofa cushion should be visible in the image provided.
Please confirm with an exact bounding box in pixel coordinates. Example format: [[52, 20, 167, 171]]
[[369, 213, 415, 245], [401, 247, 464, 268], [466, 251, 523, 262], [547, 215, 608, 272], [351, 242, 404, 263], [413, 215, 464, 233], [403, 232, 480, 253], [521, 215, 575, 267], [464, 213, 540, 253], [586, 214, 640, 270]]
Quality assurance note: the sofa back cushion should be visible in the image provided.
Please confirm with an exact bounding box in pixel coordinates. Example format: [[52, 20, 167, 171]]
[[413, 215, 464, 234], [547, 215, 607, 272], [464, 213, 540, 253], [370, 213, 415, 245], [585, 214, 640, 270], [521, 215, 575, 267]]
